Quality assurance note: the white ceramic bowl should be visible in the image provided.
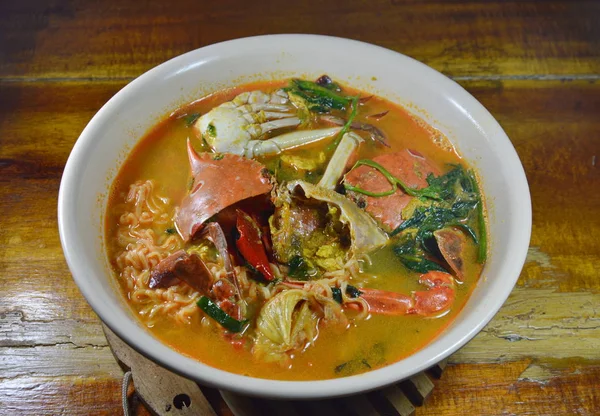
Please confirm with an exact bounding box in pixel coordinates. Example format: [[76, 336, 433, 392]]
[[58, 34, 531, 399]]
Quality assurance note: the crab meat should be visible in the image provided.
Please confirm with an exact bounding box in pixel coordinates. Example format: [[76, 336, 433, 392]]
[[175, 140, 273, 241], [287, 180, 388, 254], [285, 140, 388, 254], [193, 89, 341, 158], [344, 149, 442, 232], [270, 133, 384, 266]]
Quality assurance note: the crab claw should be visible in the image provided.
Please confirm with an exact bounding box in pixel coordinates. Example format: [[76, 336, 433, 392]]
[[358, 271, 455, 317], [175, 140, 273, 241], [412, 271, 456, 316]]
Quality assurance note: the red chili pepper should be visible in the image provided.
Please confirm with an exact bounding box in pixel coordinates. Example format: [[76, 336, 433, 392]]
[[235, 209, 275, 281]]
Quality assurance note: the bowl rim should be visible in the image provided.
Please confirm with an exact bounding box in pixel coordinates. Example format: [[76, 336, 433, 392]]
[[58, 34, 532, 399]]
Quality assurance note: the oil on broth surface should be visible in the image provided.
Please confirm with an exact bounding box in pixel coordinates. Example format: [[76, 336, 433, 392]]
[[106, 80, 483, 380]]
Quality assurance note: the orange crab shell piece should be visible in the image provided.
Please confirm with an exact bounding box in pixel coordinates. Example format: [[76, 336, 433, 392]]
[[434, 228, 467, 281], [344, 149, 441, 232], [175, 140, 273, 241], [412, 271, 456, 316]]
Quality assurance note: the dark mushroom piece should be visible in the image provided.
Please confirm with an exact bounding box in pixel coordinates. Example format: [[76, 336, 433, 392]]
[[149, 250, 214, 294]]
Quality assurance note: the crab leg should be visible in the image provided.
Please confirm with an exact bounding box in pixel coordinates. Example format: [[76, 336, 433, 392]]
[[318, 132, 363, 190], [236, 103, 293, 113], [262, 111, 295, 119], [256, 117, 301, 133], [360, 271, 456, 316], [285, 271, 455, 317], [228, 89, 289, 106], [244, 127, 341, 158]]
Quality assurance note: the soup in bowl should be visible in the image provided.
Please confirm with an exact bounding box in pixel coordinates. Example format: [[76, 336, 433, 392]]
[[58, 35, 531, 399]]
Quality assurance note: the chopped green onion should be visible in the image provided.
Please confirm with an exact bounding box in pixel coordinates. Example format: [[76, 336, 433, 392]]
[[183, 113, 201, 127], [467, 171, 487, 263], [346, 285, 362, 298], [197, 296, 248, 333], [332, 287, 343, 303], [207, 123, 217, 137], [291, 79, 350, 110], [397, 255, 448, 274], [333, 285, 362, 303], [326, 95, 360, 152], [339, 96, 360, 137], [476, 200, 487, 263], [450, 222, 478, 244], [344, 183, 396, 198]]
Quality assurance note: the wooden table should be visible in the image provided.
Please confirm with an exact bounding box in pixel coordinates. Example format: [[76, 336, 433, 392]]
[[1, 1, 599, 414]]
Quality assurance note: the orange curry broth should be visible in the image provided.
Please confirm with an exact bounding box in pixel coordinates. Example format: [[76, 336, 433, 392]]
[[105, 80, 484, 381]]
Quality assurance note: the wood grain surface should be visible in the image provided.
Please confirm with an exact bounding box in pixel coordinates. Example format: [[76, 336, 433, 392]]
[[1, 0, 599, 415]]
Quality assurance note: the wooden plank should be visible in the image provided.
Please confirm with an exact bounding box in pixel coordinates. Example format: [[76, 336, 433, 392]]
[[419, 362, 600, 416], [0, 1, 598, 80], [398, 372, 435, 406], [452, 287, 600, 364], [0, 376, 124, 416], [427, 358, 448, 379], [368, 385, 416, 416], [460, 79, 600, 294], [0, 344, 120, 379], [0, 81, 125, 169], [1, 362, 598, 416], [0, 309, 106, 348]]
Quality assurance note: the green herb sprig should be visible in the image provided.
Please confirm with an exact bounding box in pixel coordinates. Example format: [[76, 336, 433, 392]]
[[387, 165, 487, 272], [332, 285, 363, 303], [289, 79, 351, 111], [344, 159, 443, 200], [326, 95, 360, 151], [183, 113, 201, 127]]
